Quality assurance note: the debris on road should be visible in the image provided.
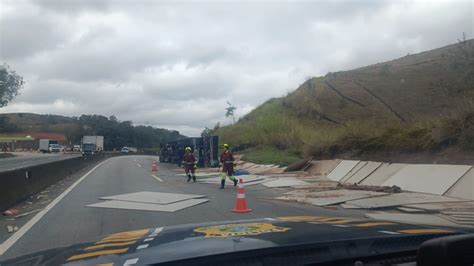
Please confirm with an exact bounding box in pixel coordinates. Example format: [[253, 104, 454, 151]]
[[14, 208, 42, 218], [276, 189, 387, 207], [343, 192, 467, 209], [87, 191, 209, 213], [3, 209, 19, 216], [262, 178, 311, 188], [365, 212, 462, 227], [7, 225, 13, 233], [339, 183, 402, 193]]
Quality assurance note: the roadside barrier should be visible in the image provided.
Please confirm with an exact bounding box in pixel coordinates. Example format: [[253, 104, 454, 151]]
[[0, 153, 114, 211]]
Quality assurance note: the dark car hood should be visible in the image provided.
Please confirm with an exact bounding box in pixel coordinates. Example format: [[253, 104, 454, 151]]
[[1, 215, 466, 265]]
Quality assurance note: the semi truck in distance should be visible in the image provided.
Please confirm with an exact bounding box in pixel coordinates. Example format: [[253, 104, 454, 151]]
[[39, 139, 60, 153], [81, 136, 104, 156]]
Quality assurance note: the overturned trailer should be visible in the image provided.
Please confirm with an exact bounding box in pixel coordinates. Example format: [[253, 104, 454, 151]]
[[159, 136, 219, 167]]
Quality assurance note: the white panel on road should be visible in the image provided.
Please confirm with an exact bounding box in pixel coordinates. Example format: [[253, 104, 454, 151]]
[[382, 164, 471, 195], [344, 162, 382, 184], [339, 162, 367, 183], [87, 199, 209, 212], [179, 173, 219, 177], [199, 176, 265, 184], [445, 168, 474, 200], [277, 189, 386, 206], [365, 212, 460, 227], [261, 178, 311, 188], [327, 160, 360, 182], [100, 191, 206, 205], [346, 192, 466, 209], [360, 163, 406, 186], [403, 201, 474, 211]]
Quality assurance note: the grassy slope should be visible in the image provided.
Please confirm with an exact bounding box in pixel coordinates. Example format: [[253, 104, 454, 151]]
[[215, 40, 474, 163]]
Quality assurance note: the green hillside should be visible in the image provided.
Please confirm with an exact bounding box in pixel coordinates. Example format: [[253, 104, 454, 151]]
[[215, 40, 474, 165]]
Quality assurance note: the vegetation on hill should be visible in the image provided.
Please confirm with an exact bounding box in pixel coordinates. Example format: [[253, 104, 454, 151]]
[[214, 40, 474, 164], [0, 113, 184, 150]]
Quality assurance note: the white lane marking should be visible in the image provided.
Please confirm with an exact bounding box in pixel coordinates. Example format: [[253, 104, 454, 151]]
[[137, 163, 142, 167], [332, 225, 350, 228], [144, 237, 154, 242], [379, 230, 401, 235], [148, 234, 158, 237], [264, 218, 276, 221], [153, 227, 163, 234], [124, 258, 139, 265], [137, 244, 149, 250], [152, 174, 163, 182], [0, 157, 113, 255]]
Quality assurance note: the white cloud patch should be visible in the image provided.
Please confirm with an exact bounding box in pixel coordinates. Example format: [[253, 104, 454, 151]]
[[0, 0, 472, 136]]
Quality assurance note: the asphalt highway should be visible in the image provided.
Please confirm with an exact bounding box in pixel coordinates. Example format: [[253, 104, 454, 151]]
[[1, 155, 367, 260]]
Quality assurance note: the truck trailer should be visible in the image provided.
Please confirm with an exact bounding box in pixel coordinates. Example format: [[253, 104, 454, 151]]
[[81, 135, 104, 156], [39, 139, 60, 153]]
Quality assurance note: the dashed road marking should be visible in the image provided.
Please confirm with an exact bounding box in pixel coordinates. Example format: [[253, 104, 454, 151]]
[[124, 258, 139, 265], [265, 218, 277, 221], [137, 163, 142, 167], [153, 227, 164, 234], [137, 244, 149, 250], [332, 225, 351, 228], [379, 230, 401, 235], [152, 174, 163, 182], [144, 237, 154, 242]]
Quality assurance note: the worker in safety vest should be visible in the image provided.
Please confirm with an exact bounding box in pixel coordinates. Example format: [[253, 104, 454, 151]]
[[183, 146, 196, 182], [219, 143, 237, 189]]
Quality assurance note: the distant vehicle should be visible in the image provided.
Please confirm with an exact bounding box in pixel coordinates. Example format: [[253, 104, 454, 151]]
[[128, 147, 138, 153], [121, 147, 129, 153], [39, 139, 60, 153], [81, 136, 104, 156], [73, 145, 81, 152]]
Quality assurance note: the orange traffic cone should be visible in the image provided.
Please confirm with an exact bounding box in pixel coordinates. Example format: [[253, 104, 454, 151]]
[[232, 178, 252, 213], [151, 162, 158, 172]]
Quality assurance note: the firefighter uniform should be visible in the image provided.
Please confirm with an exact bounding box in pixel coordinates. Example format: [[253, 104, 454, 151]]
[[219, 144, 237, 189], [183, 147, 196, 182]]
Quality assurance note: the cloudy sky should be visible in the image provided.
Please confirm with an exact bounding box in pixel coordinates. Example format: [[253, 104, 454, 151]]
[[0, 0, 472, 136]]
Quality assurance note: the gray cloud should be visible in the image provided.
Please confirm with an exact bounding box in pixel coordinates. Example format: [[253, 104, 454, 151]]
[[1, 0, 472, 136]]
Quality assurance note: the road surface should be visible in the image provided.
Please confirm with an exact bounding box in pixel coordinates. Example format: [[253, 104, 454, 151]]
[[0, 153, 81, 172], [1, 155, 366, 260]]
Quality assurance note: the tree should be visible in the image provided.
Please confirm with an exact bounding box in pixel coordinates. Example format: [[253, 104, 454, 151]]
[[0, 64, 24, 107], [225, 101, 237, 123], [458, 32, 467, 44], [201, 127, 212, 137], [213, 122, 221, 131]]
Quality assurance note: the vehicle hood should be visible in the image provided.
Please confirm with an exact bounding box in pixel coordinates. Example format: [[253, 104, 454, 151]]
[[1, 216, 467, 265]]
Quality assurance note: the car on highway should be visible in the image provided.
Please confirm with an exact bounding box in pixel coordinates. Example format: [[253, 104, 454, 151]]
[[48, 144, 61, 153], [1, 217, 472, 265], [121, 147, 130, 153]]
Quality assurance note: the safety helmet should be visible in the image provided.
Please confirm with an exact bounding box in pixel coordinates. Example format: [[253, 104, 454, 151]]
[[185, 146, 192, 151], [222, 144, 229, 149]]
